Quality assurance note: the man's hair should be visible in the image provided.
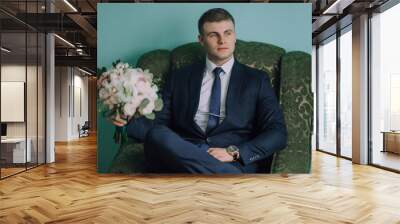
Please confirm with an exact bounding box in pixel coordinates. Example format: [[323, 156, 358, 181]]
[[198, 8, 235, 35]]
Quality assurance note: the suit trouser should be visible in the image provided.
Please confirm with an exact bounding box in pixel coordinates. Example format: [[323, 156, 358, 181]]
[[143, 125, 246, 174]]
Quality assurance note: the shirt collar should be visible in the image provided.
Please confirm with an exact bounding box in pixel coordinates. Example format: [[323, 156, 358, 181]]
[[205, 55, 235, 76]]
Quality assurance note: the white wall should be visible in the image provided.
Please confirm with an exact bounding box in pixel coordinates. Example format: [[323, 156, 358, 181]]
[[55, 67, 89, 141], [1, 65, 26, 138], [54, 66, 69, 141], [71, 71, 89, 139], [1, 65, 41, 137]]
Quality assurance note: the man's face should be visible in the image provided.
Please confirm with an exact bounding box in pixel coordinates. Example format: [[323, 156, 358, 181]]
[[198, 20, 236, 65]]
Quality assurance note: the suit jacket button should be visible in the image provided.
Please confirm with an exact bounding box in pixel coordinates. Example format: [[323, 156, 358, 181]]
[[206, 137, 211, 144]]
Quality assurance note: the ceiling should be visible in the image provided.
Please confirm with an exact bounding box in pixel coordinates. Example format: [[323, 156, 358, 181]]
[[0, 0, 391, 73]]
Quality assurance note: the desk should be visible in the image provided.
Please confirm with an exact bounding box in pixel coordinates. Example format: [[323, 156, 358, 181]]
[[382, 131, 400, 154], [1, 138, 31, 163]]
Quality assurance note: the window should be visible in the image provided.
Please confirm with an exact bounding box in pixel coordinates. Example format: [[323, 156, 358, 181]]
[[0, 1, 47, 179], [317, 35, 337, 154], [370, 2, 400, 171], [339, 26, 352, 158]]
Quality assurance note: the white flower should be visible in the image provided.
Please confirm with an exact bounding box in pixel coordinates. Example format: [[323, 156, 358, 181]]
[[116, 88, 130, 104], [98, 61, 163, 123], [100, 78, 110, 89], [110, 72, 123, 88], [116, 62, 129, 71], [108, 94, 119, 105], [97, 74, 108, 88], [123, 102, 137, 116], [136, 79, 152, 96], [152, 84, 158, 93], [125, 69, 139, 82], [98, 88, 110, 100], [143, 69, 153, 81]]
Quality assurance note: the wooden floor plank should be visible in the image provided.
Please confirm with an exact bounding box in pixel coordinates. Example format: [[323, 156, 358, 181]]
[[1, 134, 400, 223]]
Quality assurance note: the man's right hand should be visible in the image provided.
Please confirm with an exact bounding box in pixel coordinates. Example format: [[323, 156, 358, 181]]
[[113, 119, 127, 127], [111, 114, 132, 127]]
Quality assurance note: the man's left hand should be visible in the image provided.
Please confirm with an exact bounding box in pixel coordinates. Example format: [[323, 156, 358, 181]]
[[207, 148, 234, 162]]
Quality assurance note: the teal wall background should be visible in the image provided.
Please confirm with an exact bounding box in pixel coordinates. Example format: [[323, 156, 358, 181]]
[[97, 3, 311, 173]]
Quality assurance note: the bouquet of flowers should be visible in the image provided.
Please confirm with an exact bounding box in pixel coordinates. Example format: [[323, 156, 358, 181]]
[[98, 60, 163, 143]]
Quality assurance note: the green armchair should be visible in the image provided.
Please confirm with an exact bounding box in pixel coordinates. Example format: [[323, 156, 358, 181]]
[[109, 40, 312, 173]]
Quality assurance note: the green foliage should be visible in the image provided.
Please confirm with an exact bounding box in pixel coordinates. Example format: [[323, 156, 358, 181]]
[[144, 113, 155, 120], [112, 59, 122, 68], [138, 98, 150, 112], [154, 98, 163, 111]]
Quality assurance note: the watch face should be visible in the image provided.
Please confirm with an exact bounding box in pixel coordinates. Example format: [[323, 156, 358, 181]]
[[226, 146, 239, 160], [227, 146, 238, 153]]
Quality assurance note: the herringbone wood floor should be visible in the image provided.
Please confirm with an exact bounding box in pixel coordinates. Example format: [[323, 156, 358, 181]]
[[1, 134, 400, 224]]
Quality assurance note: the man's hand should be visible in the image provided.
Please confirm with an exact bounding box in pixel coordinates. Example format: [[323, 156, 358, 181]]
[[207, 148, 234, 162], [111, 114, 132, 127]]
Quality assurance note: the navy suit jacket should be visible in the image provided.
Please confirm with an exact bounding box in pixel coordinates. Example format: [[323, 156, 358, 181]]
[[127, 59, 287, 168]]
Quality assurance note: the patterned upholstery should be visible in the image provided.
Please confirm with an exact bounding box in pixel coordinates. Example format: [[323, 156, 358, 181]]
[[234, 40, 284, 95], [109, 40, 312, 173], [170, 43, 205, 71], [272, 51, 313, 173]]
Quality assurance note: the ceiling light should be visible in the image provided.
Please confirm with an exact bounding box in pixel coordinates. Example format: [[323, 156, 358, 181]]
[[54, 34, 75, 48], [63, 0, 78, 12], [323, 0, 343, 14], [1, 47, 11, 53], [78, 67, 92, 76], [322, 0, 355, 15]]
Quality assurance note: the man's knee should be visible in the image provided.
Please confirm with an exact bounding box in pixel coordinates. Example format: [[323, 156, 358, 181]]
[[145, 126, 156, 144], [145, 125, 166, 145], [145, 125, 181, 151], [144, 125, 179, 157]]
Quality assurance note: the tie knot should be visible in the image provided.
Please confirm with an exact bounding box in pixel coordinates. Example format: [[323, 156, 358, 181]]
[[213, 67, 224, 77]]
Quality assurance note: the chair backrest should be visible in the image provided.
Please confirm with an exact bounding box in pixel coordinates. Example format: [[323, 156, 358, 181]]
[[137, 40, 285, 95], [82, 121, 90, 129]]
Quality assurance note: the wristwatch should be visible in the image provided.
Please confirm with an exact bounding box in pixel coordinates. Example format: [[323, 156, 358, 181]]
[[226, 145, 240, 161]]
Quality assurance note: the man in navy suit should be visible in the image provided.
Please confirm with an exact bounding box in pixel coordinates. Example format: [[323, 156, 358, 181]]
[[114, 8, 287, 174]]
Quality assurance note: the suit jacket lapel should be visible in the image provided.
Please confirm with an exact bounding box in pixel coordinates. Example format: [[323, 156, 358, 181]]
[[188, 61, 206, 137]]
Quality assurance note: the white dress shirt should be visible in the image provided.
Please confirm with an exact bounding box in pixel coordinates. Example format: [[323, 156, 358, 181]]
[[194, 56, 235, 132]]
